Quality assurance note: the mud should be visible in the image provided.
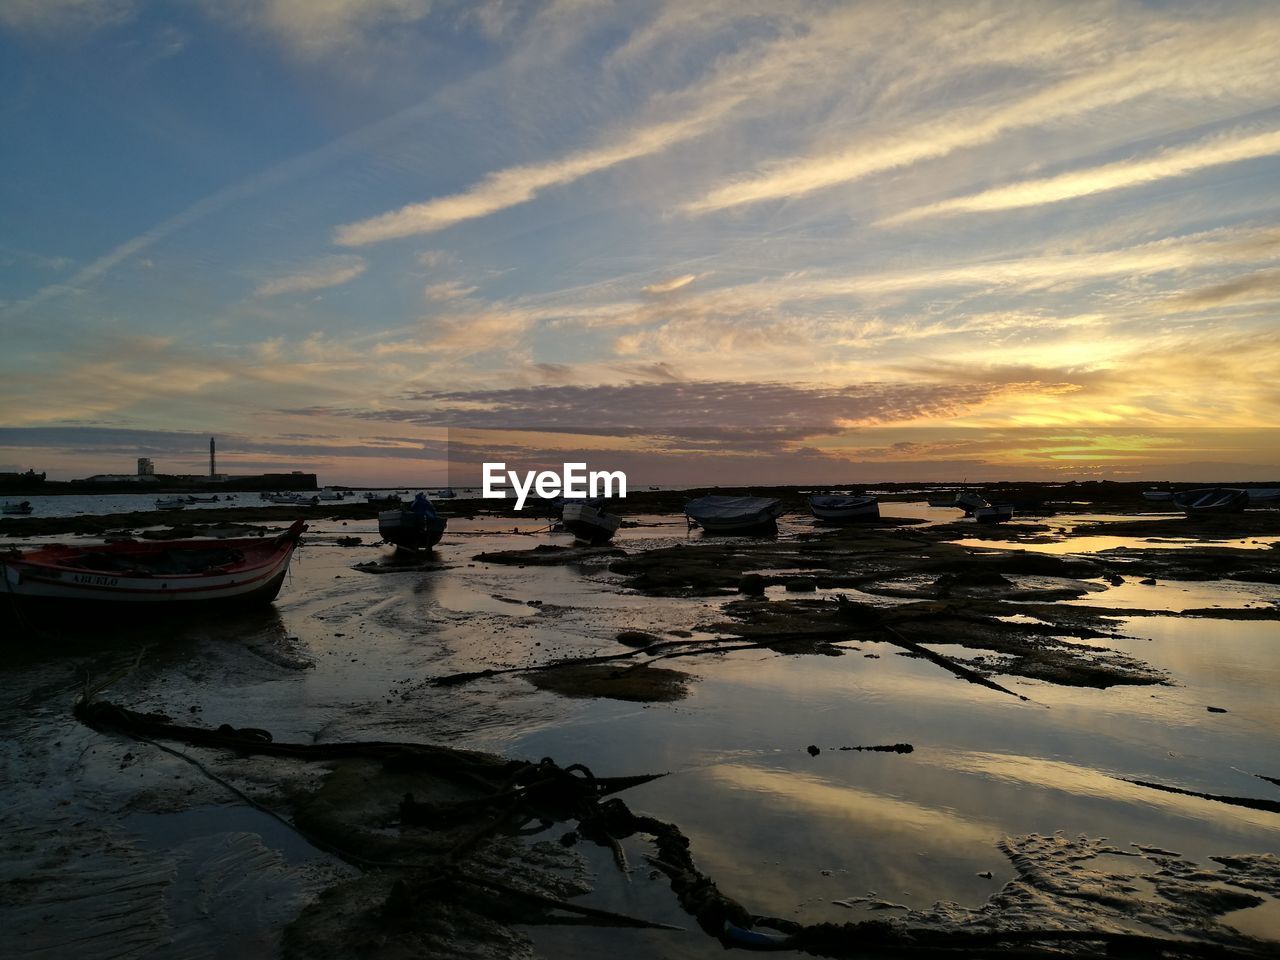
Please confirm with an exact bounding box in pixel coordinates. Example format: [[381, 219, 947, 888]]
[[3, 491, 1279, 958], [905, 834, 1280, 946], [526, 663, 691, 702], [704, 597, 1166, 688], [475, 544, 625, 566]]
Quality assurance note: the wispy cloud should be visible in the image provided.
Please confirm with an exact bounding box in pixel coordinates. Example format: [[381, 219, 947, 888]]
[[884, 127, 1280, 225], [255, 255, 366, 297], [642, 273, 699, 295], [208, 0, 435, 59], [1168, 267, 1280, 309], [334, 110, 725, 246], [424, 280, 477, 301], [0, 0, 134, 33], [682, 11, 1280, 215]]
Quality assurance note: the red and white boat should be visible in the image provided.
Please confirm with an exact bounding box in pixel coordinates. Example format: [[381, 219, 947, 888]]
[[1, 520, 306, 616]]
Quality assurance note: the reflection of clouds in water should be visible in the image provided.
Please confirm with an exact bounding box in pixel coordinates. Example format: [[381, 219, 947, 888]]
[[707, 763, 999, 846], [930, 750, 1279, 830]]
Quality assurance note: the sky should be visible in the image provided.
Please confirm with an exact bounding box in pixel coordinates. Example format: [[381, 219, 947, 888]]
[[2, 0, 1279, 486]]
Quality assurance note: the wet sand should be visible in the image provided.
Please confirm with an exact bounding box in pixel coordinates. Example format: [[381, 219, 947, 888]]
[[1, 495, 1278, 958]]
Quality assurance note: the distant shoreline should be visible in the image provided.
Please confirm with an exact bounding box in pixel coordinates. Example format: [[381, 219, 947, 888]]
[[0, 473, 319, 496]]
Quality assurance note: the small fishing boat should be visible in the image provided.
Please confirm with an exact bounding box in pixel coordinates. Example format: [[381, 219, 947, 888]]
[[155, 497, 187, 510], [266, 492, 308, 504], [684, 496, 786, 536], [1142, 490, 1174, 502], [315, 489, 346, 501], [1246, 488, 1280, 504], [185, 495, 220, 503], [378, 510, 447, 550], [955, 491, 988, 515], [808, 494, 879, 522], [927, 494, 959, 508], [973, 502, 1014, 524], [561, 501, 622, 544], [433, 488, 457, 499], [1172, 488, 1249, 515], [2, 500, 34, 515], [0, 520, 306, 616]]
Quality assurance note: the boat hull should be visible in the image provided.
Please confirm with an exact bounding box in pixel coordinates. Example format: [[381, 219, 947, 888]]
[[378, 510, 447, 550], [808, 495, 879, 522], [0, 520, 306, 618], [561, 503, 621, 544], [685, 496, 786, 536], [1172, 488, 1249, 514], [973, 503, 1014, 524]]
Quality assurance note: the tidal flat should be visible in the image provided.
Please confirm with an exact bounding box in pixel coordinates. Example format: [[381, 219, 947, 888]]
[[2, 492, 1279, 959]]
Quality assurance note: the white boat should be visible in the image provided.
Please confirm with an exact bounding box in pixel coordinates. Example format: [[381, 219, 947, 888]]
[[684, 496, 786, 535], [433, 488, 457, 499], [808, 494, 879, 522], [2, 500, 33, 515], [267, 493, 316, 505], [1142, 490, 1174, 502], [973, 502, 1014, 524], [1172, 488, 1248, 515], [1, 520, 306, 616], [561, 501, 622, 544], [154, 497, 187, 510], [955, 491, 989, 515], [316, 489, 346, 501]]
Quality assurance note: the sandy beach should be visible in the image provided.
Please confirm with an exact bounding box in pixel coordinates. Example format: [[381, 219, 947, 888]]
[[2, 489, 1277, 959]]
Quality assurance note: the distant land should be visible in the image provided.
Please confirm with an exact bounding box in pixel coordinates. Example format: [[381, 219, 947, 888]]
[[0, 472, 318, 495]]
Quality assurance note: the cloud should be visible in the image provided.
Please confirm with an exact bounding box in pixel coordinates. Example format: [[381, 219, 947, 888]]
[[255, 256, 366, 297], [1169, 267, 1280, 309], [0, 0, 134, 33], [884, 127, 1280, 225], [642, 273, 699, 295], [417, 249, 455, 269], [681, 9, 1280, 215], [337, 379, 1014, 438], [333, 110, 723, 246], [424, 280, 478, 301], [209, 0, 435, 59]]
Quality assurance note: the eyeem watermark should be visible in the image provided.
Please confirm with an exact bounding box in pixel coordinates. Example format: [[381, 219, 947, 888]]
[[483, 462, 626, 510]]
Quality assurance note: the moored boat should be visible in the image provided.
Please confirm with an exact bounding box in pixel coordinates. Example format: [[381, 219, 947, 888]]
[[1172, 488, 1249, 515], [808, 494, 879, 522], [955, 491, 988, 515], [267, 492, 316, 505], [378, 510, 447, 550], [973, 502, 1014, 524], [1245, 487, 1280, 504], [0, 520, 306, 616], [155, 496, 187, 510], [561, 501, 622, 544], [684, 496, 786, 536], [185, 495, 220, 503], [2, 500, 33, 515], [1142, 489, 1174, 502]]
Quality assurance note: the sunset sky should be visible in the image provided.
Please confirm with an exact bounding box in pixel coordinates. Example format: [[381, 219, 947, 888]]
[[2, 0, 1278, 485]]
